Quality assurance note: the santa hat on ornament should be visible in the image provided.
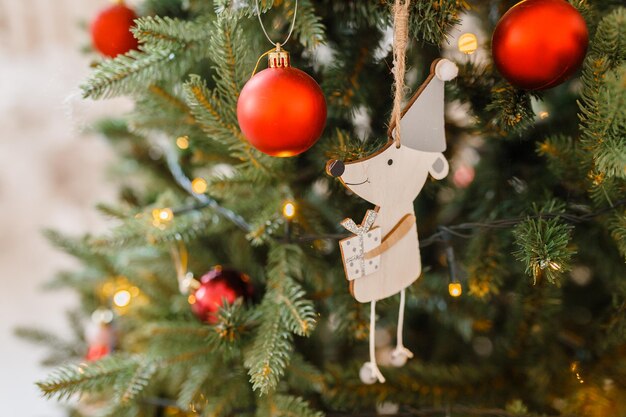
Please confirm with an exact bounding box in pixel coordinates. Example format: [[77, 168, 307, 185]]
[[389, 58, 458, 153]]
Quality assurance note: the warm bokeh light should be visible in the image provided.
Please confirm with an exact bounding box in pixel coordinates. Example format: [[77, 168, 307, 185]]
[[152, 208, 174, 226], [448, 282, 462, 297], [176, 135, 190, 150], [191, 177, 208, 194], [458, 33, 478, 54], [282, 201, 296, 219], [113, 289, 132, 307], [571, 362, 584, 384]]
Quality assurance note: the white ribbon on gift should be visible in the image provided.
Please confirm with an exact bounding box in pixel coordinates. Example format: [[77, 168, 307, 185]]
[[340, 210, 378, 278]]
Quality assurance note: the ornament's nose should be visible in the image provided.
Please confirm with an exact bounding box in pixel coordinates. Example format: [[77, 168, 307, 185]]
[[326, 160, 345, 177]]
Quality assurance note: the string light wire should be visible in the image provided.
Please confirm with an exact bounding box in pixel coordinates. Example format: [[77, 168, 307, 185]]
[[164, 145, 624, 248]]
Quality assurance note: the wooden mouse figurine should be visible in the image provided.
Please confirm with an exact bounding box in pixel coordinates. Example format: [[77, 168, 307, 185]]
[[326, 59, 458, 383]]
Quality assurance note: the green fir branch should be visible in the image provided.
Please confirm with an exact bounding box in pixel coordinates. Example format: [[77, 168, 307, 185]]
[[130, 84, 204, 138], [578, 8, 626, 186], [608, 209, 626, 259], [536, 135, 588, 183], [285, 353, 325, 394], [291, 0, 326, 49], [208, 15, 253, 111], [245, 299, 294, 395], [277, 277, 317, 337], [132, 15, 213, 49], [486, 84, 535, 134], [82, 45, 204, 99], [183, 75, 241, 148], [117, 361, 158, 404], [592, 65, 626, 179], [43, 230, 119, 275], [176, 363, 212, 407], [202, 371, 253, 417], [409, 0, 465, 44], [87, 207, 231, 252], [14, 327, 84, 362], [37, 355, 138, 400], [245, 244, 317, 394], [94, 403, 141, 417], [513, 203, 576, 285], [258, 394, 324, 417], [465, 232, 507, 300]]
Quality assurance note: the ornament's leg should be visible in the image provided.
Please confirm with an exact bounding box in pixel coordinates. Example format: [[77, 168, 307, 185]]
[[359, 301, 386, 384], [390, 289, 414, 367]]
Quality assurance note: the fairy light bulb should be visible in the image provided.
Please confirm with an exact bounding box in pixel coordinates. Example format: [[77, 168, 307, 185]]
[[282, 201, 296, 219], [113, 289, 131, 307], [176, 136, 189, 150], [152, 208, 174, 226], [570, 362, 584, 384], [191, 178, 208, 194], [448, 282, 462, 297], [458, 33, 478, 55]]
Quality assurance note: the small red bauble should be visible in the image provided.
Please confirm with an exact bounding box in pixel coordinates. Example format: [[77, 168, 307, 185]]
[[190, 267, 253, 324], [90, 3, 139, 58], [492, 0, 588, 90], [85, 309, 116, 361], [237, 49, 327, 157], [86, 344, 110, 362]]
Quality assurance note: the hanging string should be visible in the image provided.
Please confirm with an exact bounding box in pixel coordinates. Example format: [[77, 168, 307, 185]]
[[172, 238, 188, 278], [170, 237, 191, 294], [255, 0, 298, 47], [251, 47, 278, 78], [389, 0, 412, 148]]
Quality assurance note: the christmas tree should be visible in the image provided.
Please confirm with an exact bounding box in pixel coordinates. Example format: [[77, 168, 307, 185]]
[[17, 0, 626, 416]]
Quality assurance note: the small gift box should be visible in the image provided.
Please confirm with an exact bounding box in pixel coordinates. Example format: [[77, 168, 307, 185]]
[[339, 210, 382, 281]]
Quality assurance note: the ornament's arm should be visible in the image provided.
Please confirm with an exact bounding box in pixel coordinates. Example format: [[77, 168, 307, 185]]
[[364, 213, 416, 259]]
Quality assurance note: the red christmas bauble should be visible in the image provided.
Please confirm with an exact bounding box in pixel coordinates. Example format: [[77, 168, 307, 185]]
[[237, 66, 327, 157], [90, 3, 139, 58], [492, 0, 588, 90], [190, 267, 253, 324], [85, 315, 116, 361], [86, 344, 110, 361]]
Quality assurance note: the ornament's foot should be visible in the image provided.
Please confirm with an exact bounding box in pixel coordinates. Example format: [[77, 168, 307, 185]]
[[359, 361, 386, 384], [389, 346, 414, 368]]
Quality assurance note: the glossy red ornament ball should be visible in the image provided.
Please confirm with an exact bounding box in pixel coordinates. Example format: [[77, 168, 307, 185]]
[[237, 66, 327, 157], [492, 0, 588, 90], [191, 267, 253, 324], [90, 3, 139, 58]]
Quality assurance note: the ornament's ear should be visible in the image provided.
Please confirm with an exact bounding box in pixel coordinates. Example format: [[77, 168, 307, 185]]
[[428, 153, 449, 180], [389, 59, 458, 152]]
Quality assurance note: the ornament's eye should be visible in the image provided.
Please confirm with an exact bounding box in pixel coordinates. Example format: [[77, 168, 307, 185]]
[[387, 159, 393, 166]]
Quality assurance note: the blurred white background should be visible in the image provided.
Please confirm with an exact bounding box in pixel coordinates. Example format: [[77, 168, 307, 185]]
[[0, 1, 129, 415]]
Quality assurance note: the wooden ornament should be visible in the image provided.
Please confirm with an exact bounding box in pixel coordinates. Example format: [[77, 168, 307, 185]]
[[326, 59, 457, 383]]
